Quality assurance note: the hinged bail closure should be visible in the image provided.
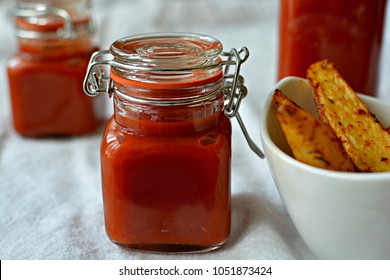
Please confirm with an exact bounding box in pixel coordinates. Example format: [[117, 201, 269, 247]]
[[221, 47, 265, 159], [83, 43, 264, 159], [222, 47, 249, 118], [83, 50, 113, 97]]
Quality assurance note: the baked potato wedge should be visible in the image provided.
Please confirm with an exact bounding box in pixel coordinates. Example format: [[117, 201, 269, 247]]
[[273, 89, 355, 171], [307, 60, 390, 172]]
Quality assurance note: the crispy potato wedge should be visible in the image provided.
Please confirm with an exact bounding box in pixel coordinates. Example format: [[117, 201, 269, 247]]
[[307, 60, 390, 172], [273, 89, 355, 171]]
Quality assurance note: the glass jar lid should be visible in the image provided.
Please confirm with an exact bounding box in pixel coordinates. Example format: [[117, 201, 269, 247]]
[[110, 33, 223, 70], [108, 33, 224, 88], [13, 0, 95, 39]]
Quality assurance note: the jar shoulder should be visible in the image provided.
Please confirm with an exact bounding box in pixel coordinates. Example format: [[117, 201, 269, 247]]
[[101, 116, 232, 160]]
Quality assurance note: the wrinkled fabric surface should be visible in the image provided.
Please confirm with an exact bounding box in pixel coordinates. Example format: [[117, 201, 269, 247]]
[[1, 0, 389, 260]]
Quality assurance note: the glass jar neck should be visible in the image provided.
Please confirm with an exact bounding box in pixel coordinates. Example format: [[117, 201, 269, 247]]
[[17, 36, 95, 58], [113, 79, 226, 136]]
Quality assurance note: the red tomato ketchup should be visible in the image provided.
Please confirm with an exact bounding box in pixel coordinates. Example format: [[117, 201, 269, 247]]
[[278, 0, 388, 96], [7, 0, 101, 136], [84, 33, 257, 252]]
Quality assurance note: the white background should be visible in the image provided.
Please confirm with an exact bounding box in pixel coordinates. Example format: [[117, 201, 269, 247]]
[[0, 0, 389, 260]]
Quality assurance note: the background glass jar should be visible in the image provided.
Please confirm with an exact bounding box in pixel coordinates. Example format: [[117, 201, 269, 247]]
[[84, 33, 262, 252], [7, 0, 101, 136], [278, 0, 388, 96]]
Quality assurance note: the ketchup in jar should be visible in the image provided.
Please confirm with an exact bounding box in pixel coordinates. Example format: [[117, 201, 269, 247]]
[[7, 0, 101, 137], [84, 33, 262, 252], [278, 0, 388, 96]]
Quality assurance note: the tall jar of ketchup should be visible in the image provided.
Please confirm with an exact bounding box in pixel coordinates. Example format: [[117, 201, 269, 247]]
[[7, 0, 101, 137], [278, 0, 388, 96], [84, 33, 263, 252]]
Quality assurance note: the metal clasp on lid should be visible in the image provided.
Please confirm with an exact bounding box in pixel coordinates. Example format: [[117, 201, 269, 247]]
[[83, 47, 264, 159], [83, 50, 113, 97], [221, 47, 265, 159], [222, 47, 248, 118]]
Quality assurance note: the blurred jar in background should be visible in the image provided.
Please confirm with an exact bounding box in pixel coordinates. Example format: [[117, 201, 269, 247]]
[[7, 0, 101, 137], [278, 0, 388, 96]]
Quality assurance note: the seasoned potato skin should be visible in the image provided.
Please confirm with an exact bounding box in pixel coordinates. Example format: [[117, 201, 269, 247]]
[[273, 89, 356, 172], [307, 60, 390, 172]]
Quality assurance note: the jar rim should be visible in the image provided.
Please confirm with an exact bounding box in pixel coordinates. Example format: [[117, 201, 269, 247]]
[[13, 0, 94, 39], [109, 33, 223, 70]]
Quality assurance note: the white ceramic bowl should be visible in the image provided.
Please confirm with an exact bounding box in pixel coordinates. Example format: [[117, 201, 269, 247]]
[[260, 77, 390, 259]]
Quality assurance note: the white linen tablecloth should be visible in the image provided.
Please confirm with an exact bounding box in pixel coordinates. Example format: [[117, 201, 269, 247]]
[[1, 0, 389, 260]]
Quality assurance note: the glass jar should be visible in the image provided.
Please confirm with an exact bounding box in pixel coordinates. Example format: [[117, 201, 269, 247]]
[[278, 0, 388, 96], [84, 33, 263, 252], [7, 0, 101, 136]]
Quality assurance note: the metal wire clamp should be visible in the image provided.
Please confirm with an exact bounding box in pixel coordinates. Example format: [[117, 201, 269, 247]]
[[221, 47, 265, 158], [83, 47, 264, 159]]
